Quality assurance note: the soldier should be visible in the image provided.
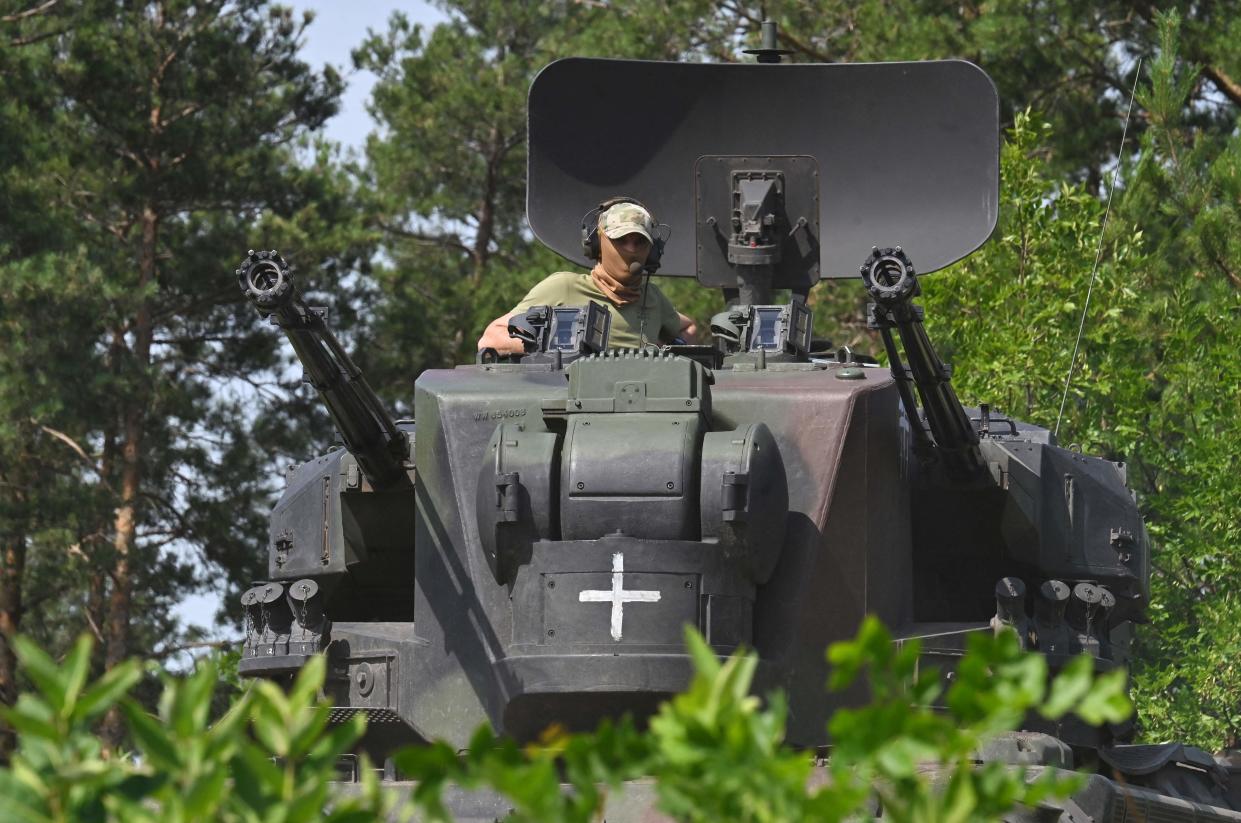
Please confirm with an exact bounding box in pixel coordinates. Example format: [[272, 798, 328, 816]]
[[477, 199, 697, 354]]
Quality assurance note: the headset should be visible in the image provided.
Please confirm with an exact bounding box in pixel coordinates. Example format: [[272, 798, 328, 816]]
[[579, 196, 667, 273]]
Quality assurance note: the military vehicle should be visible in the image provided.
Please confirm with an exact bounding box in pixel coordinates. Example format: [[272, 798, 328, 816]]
[[233, 24, 1241, 821]]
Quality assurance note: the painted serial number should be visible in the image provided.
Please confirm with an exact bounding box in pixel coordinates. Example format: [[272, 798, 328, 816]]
[[474, 407, 527, 421]]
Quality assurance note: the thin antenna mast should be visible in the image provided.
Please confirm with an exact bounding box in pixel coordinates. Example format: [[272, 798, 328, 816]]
[[1054, 58, 1143, 439]]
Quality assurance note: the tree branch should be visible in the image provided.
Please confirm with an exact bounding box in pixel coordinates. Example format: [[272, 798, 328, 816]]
[[1201, 64, 1241, 108], [34, 420, 104, 475], [8, 26, 64, 47], [376, 217, 474, 258], [147, 639, 238, 660], [82, 608, 106, 644], [140, 490, 194, 543], [1, 0, 57, 23]]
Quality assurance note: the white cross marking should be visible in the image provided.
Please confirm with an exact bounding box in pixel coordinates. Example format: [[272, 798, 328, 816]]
[[578, 552, 661, 641]]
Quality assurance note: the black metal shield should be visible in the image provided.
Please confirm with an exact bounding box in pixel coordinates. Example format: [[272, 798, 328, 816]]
[[527, 58, 999, 280]]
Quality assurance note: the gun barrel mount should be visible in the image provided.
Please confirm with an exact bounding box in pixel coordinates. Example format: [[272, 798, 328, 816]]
[[236, 250, 411, 490]]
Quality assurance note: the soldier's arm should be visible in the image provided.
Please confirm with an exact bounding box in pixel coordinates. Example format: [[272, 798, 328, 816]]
[[477, 311, 524, 354], [476, 278, 555, 352], [677, 312, 698, 343], [478, 274, 567, 354]]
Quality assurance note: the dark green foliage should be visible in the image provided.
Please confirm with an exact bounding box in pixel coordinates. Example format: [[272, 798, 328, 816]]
[[9, 622, 1120, 820], [826, 620, 1127, 822], [0, 634, 387, 822], [907, 11, 1241, 749], [1111, 12, 1241, 749], [395, 620, 1127, 823], [0, 252, 117, 656], [353, 5, 575, 381], [0, 1, 371, 702]]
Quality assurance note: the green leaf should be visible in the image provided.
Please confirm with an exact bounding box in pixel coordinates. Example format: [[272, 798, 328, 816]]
[[231, 741, 284, 807], [58, 634, 93, 719], [396, 741, 464, 821], [170, 657, 219, 739], [183, 766, 229, 819], [940, 766, 980, 823], [826, 635, 863, 692], [326, 811, 386, 823], [289, 654, 327, 709], [250, 695, 292, 757], [286, 781, 330, 823], [73, 660, 142, 724], [874, 737, 933, 779], [0, 696, 59, 743], [101, 796, 161, 823], [1040, 655, 1094, 719], [1075, 667, 1133, 726], [203, 695, 250, 761], [306, 713, 367, 764], [111, 773, 170, 805], [11, 635, 68, 713], [394, 740, 462, 782], [683, 625, 721, 680], [287, 702, 333, 759], [0, 767, 52, 823], [120, 699, 182, 771]]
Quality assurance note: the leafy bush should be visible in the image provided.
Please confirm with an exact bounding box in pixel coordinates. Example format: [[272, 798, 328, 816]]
[[399, 619, 1129, 823], [0, 635, 389, 822], [0, 619, 1129, 822]]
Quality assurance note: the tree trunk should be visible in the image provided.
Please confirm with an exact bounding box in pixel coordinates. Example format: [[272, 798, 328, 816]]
[[0, 527, 26, 763], [470, 126, 501, 288], [453, 127, 504, 353], [104, 418, 142, 671], [86, 564, 107, 672], [0, 442, 28, 760], [87, 430, 116, 678], [101, 205, 157, 747]]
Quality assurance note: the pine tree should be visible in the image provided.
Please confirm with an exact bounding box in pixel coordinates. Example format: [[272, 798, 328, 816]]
[[0, 0, 367, 747]]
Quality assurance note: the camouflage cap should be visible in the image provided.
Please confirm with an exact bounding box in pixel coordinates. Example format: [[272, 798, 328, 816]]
[[599, 201, 655, 243]]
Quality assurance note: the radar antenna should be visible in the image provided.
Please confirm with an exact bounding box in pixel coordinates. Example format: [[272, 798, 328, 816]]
[[742, 20, 794, 64]]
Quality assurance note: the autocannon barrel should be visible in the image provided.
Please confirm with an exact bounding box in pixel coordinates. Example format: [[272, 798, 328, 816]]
[[237, 250, 411, 490], [862, 247, 986, 483]]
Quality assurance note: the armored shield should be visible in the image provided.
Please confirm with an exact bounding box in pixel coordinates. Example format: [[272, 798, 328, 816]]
[[528, 58, 999, 280]]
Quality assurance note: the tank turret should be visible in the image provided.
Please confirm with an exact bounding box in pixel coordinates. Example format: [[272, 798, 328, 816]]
[[235, 251, 415, 689]]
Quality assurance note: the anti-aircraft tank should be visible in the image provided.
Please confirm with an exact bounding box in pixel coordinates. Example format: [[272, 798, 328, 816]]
[[233, 31, 1241, 821]]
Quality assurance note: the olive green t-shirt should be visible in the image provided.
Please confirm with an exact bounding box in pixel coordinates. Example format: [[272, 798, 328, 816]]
[[510, 272, 681, 348]]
